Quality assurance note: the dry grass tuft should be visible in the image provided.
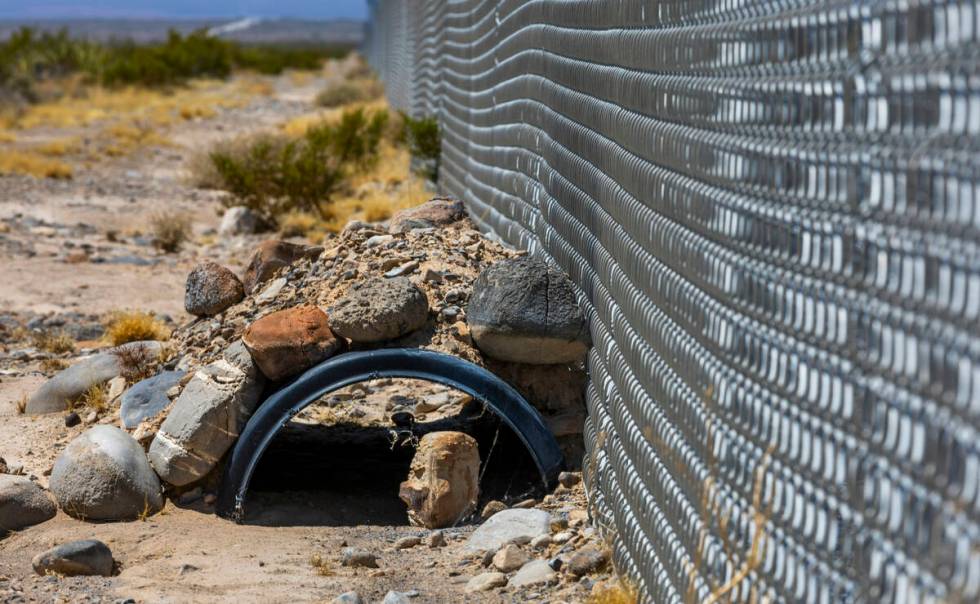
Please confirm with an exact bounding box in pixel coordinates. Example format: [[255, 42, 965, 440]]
[[69, 383, 109, 413], [40, 358, 70, 373], [278, 211, 329, 240], [31, 330, 76, 354], [15, 395, 27, 415], [309, 553, 334, 576], [36, 137, 80, 156], [105, 311, 170, 347], [587, 580, 639, 604], [315, 77, 384, 108], [112, 340, 163, 383], [0, 151, 72, 179], [150, 211, 192, 253]]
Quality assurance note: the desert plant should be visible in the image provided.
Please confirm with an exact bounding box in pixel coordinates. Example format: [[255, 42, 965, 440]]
[[308, 553, 333, 576], [150, 211, 192, 253], [105, 311, 170, 347], [207, 108, 389, 224], [400, 113, 440, 181], [69, 383, 109, 413], [314, 77, 383, 108], [31, 330, 75, 354]]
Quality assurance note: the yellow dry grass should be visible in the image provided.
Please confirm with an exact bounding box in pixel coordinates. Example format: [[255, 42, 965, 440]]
[[69, 383, 109, 413], [36, 137, 81, 156], [104, 311, 171, 346], [279, 99, 388, 137], [587, 580, 639, 604], [0, 151, 73, 179], [0, 130, 16, 143]]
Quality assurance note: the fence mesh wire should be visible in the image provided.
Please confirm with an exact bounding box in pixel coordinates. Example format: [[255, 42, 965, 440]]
[[365, 1, 980, 601]]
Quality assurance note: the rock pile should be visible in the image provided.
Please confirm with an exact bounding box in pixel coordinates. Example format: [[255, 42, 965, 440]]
[[14, 197, 595, 561]]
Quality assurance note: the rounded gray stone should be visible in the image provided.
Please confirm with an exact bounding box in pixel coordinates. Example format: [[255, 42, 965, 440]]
[[329, 277, 429, 343], [50, 425, 163, 521], [120, 371, 185, 429], [184, 261, 244, 317], [467, 257, 590, 364], [32, 539, 114, 577], [219, 206, 263, 236], [0, 475, 57, 532]]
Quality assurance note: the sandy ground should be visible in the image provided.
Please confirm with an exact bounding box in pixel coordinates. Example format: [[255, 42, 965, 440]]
[[0, 67, 605, 603]]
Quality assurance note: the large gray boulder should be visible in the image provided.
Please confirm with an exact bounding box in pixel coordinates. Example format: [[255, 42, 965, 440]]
[[0, 475, 57, 532], [464, 508, 552, 552], [467, 257, 590, 364], [26, 340, 165, 414], [120, 370, 185, 429], [50, 425, 163, 521], [32, 539, 114, 577], [148, 341, 264, 486], [328, 277, 429, 343]]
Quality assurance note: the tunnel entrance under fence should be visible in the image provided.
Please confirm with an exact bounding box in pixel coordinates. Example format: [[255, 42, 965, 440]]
[[216, 349, 564, 526]]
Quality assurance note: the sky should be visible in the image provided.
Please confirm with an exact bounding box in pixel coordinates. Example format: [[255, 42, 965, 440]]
[[0, 1, 368, 20]]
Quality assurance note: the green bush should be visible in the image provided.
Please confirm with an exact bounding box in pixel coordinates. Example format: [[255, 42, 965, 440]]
[[0, 26, 350, 98], [208, 108, 389, 222], [400, 113, 441, 181]]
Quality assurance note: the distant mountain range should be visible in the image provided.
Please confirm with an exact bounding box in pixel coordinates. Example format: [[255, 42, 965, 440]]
[[0, 18, 365, 45]]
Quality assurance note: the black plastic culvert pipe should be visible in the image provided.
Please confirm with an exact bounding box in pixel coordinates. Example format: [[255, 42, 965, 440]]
[[216, 348, 565, 522]]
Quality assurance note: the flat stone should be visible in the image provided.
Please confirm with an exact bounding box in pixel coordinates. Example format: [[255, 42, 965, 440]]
[[389, 198, 466, 234], [184, 261, 244, 317], [382, 591, 413, 604], [120, 371, 184, 429], [468, 257, 590, 364], [508, 559, 557, 588], [26, 341, 164, 414], [242, 306, 343, 381], [332, 592, 364, 604], [329, 277, 429, 343], [148, 341, 264, 487], [50, 426, 163, 521], [0, 475, 56, 532], [399, 432, 479, 529], [465, 572, 507, 593], [465, 509, 552, 552], [32, 540, 114, 577], [242, 240, 322, 294], [492, 544, 529, 573]]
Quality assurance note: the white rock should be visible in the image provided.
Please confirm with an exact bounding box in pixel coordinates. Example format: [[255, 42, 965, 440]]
[[465, 508, 552, 552], [508, 559, 557, 588]]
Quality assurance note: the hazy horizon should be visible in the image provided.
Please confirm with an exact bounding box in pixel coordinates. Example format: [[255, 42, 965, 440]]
[[0, 1, 368, 21]]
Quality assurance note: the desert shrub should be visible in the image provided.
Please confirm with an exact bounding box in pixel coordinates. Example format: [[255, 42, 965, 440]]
[[315, 77, 383, 108], [105, 311, 170, 347], [31, 330, 75, 354], [150, 211, 192, 253], [208, 108, 389, 224], [233, 45, 345, 75], [400, 113, 440, 181], [0, 27, 349, 101]]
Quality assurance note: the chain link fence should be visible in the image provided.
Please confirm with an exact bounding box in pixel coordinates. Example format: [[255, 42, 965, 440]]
[[365, 1, 980, 601]]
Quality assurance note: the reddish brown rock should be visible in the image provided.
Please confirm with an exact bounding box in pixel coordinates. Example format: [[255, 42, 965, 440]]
[[184, 261, 244, 316], [399, 431, 480, 529], [388, 197, 466, 234], [242, 306, 343, 381], [242, 240, 323, 293]]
